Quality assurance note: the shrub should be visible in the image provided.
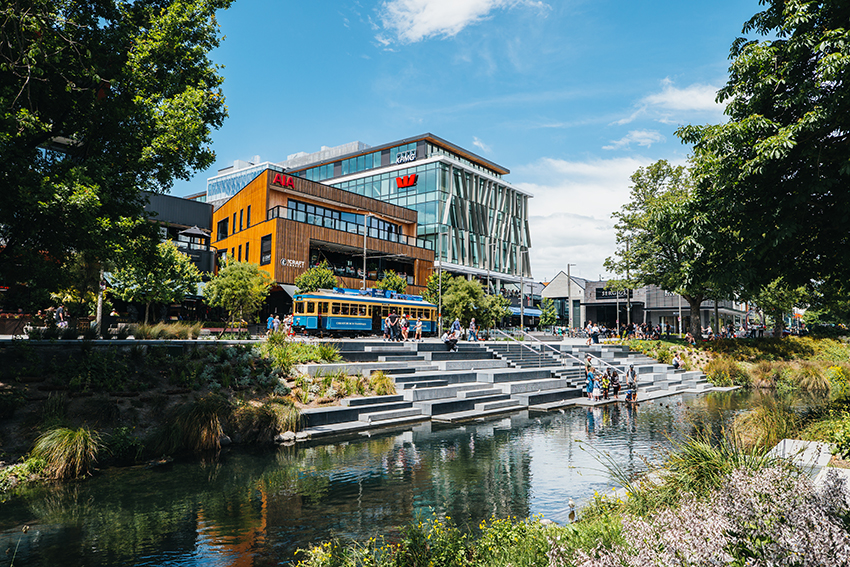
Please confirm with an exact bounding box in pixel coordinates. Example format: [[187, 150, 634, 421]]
[[231, 400, 301, 443], [368, 371, 396, 396], [27, 327, 44, 340], [0, 390, 25, 420], [155, 393, 231, 454], [733, 397, 800, 451], [32, 426, 102, 479], [316, 342, 341, 362], [40, 392, 68, 428], [59, 326, 78, 340], [704, 355, 749, 387], [750, 360, 781, 388], [826, 364, 850, 400], [792, 361, 830, 392], [108, 426, 145, 466], [801, 409, 850, 460]]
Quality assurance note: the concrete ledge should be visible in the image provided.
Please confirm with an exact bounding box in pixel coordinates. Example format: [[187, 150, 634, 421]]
[[295, 361, 414, 376], [434, 359, 508, 371], [514, 387, 582, 406], [413, 394, 510, 416], [360, 408, 423, 423], [457, 387, 504, 399], [477, 367, 557, 383], [497, 378, 567, 394], [301, 401, 412, 427], [402, 383, 486, 402], [341, 395, 404, 407], [475, 399, 523, 412]]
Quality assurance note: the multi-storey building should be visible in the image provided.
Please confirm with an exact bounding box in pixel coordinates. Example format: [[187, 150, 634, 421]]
[[206, 134, 533, 291]]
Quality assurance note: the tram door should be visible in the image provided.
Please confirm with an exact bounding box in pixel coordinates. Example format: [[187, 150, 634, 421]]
[[371, 305, 383, 334]]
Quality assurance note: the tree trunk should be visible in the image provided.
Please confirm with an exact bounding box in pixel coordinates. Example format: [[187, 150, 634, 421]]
[[772, 310, 786, 338], [684, 294, 703, 338], [145, 302, 151, 324]]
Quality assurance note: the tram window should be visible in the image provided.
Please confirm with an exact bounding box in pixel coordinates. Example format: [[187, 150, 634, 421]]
[[295, 302, 305, 314], [341, 304, 350, 315], [331, 302, 340, 315], [359, 305, 367, 316], [366, 305, 371, 316], [319, 302, 328, 314], [382, 306, 390, 316], [306, 301, 315, 313]]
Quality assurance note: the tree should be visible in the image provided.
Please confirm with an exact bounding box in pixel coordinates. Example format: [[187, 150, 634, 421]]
[[678, 0, 850, 290], [752, 278, 805, 338], [204, 261, 271, 326], [294, 261, 338, 293], [110, 241, 201, 323], [481, 293, 511, 333], [422, 271, 454, 306], [604, 160, 734, 337], [0, 0, 231, 308], [540, 297, 557, 328], [374, 270, 407, 294], [441, 278, 485, 330]]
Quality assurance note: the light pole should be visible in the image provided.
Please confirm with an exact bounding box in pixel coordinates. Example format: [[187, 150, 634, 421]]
[[519, 248, 528, 333], [486, 240, 497, 295], [436, 226, 450, 334], [362, 212, 371, 290], [566, 263, 575, 332]]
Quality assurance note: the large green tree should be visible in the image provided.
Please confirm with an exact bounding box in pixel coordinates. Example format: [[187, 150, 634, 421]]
[[0, 0, 230, 308], [374, 270, 407, 294], [294, 261, 338, 293], [678, 0, 850, 290], [204, 261, 271, 326], [604, 160, 734, 337], [110, 240, 201, 323], [752, 278, 805, 337]]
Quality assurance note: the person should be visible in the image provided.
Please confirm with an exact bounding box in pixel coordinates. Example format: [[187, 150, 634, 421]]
[[388, 310, 400, 341], [626, 364, 638, 403], [584, 354, 593, 377], [284, 314, 293, 337], [414, 317, 423, 341], [585, 368, 594, 399], [672, 352, 682, 370], [591, 322, 600, 344], [55, 304, 66, 328], [601, 370, 610, 400], [267, 313, 275, 335], [468, 318, 477, 341], [585, 321, 593, 346], [685, 331, 696, 346], [610, 368, 621, 399], [272, 315, 281, 334], [591, 368, 602, 401], [442, 329, 459, 352], [400, 314, 409, 341], [451, 317, 462, 337], [383, 313, 392, 341]]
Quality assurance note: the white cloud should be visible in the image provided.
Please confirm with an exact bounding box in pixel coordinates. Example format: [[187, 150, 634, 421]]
[[602, 129, 665, 150], [615, 78, 725, 126], [515, 156, 654, 281], [472, 136, 491, 153], [377, 0, 547, 44]]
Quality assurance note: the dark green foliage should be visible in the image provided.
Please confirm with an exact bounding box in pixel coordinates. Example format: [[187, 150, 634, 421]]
[[107, 427, 146, 466], [154, 393, 231, 454], [0, 390, 25, 419], [294, 261, 339, 293], [32, 426, 103, 479]]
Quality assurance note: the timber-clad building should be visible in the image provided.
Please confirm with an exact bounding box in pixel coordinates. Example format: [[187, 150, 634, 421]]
[[211, 169, 434, 299]]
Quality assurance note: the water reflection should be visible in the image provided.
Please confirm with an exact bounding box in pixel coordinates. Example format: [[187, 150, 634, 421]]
[[0, 391, 775, 566]]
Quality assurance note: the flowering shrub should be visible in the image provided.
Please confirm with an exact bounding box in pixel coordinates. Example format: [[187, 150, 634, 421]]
[[548, 467, 850, 567]]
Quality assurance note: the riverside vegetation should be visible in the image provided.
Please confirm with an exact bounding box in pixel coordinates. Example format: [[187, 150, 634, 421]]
[[0, 327, 397, 491], [295, 335, 850, 567]]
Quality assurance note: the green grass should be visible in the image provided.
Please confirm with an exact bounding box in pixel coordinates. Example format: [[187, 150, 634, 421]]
[[155, 393, 231, 454], [31, 426, 102, 479]]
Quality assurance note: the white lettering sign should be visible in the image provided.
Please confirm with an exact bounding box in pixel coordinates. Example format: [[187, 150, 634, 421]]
[[395, 150, 417, 164], [280, 258, 305, 268]]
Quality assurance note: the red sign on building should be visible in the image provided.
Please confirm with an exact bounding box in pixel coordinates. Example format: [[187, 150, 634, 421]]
[[272, 173, 295, 188], [396, 174, 417, 189]]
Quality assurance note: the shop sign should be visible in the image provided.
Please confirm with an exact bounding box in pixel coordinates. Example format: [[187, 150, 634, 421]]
[[595, 288, 632, 300], [396, 174, 418, 188], [396, 150, 416, 164], [280, 258, 305, 268], [272, 173, 295, 188]]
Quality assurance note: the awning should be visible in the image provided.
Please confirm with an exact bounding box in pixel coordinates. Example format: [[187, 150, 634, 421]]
[[508, 306, 542, 316], [179, 225, 210, 238], [280, 284, 299, 298]]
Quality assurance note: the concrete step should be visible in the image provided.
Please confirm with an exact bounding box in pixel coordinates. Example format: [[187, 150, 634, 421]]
[[399, 379, 449, 390], [434, 359, 509, 371], [378, 355, 426, 362], [457, 387, 504, 399], [341, 395, 404, 407], [413, 393, 511, 416], [360, 407, 423, 423], [475, 399, 523, 412], [497, 378, 567, 395], [392, 370, 479, 384], [425, 351, 494, 361], [477, 367, 557, 383], [365, 344, 416, 353], [301, 401, 413, 427], [515, 387, 583, 407], [402, 383, 488, 402]]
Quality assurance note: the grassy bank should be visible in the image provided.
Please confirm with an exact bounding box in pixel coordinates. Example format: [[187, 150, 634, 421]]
[[0, 332, 396, 491]]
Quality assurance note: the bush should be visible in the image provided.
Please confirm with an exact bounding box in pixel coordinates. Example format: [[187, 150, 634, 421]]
[[368, 371, 396, 396], [155, 393, 231, 454], [31, 426, 103, 479], [792, 361, 830, 392], [107, 426, 145, 466], [231, 400, 301, 443], [733, 397, 800, 451], [704, 355, 749, 387], [0, 390, 25, 420]]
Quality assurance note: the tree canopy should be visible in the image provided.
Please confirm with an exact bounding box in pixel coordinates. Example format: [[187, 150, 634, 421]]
[[294, 262, 338, 293], [0, 0, 231, 308], [204, 261, 271, 325], [374, 270, 407, 294], [604, 160, 732, 336], [441, 278, 509, 333], [109, 240, 201, 323], [678, 0, 850, 290]]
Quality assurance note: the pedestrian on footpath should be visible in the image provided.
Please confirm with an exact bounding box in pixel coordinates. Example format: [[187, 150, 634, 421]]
[[468, 318, 477, 341]]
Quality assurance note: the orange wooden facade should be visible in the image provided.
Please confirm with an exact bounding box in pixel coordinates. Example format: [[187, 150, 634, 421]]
[[212, 169, 434, 293]]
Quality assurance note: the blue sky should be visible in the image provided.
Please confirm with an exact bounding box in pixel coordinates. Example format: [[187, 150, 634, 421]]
[[173, 0, 764, 283]]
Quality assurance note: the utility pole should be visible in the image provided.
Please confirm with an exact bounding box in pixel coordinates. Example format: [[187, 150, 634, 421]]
[[625, 238, 631, 326], [566, 263, 575, 332], [362, 213, 370, 290]]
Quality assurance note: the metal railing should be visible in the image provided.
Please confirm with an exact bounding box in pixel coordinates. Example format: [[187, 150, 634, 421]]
[[491, 329, 621, 374]]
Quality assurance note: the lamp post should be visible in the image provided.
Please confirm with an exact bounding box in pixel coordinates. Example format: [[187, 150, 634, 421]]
[[436, 226, 450, 334], [566, 263, 575, 332], [519, 248, 528, 333], [486, 240, 497, 295], [361, 213, 371, 290]]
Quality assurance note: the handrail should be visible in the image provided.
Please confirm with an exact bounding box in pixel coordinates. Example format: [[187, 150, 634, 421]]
[[493, 329, 622, 374]]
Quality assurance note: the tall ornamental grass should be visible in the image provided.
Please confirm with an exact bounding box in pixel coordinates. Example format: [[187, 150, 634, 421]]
[[32, 426, 102, 479], [155, 393, 231, 454]]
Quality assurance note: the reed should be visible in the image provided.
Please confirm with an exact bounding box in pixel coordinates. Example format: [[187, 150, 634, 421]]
[[368, 371, 396, 396], [156, 394, 231, 454], [792, 361, 830, 392], [32, 426, 102, 479]]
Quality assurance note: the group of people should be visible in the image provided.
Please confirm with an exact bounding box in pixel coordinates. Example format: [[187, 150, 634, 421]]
[[383, 311, 423, 342], [266, 313, 293, 336], [441, 317, 477, 351], [584, 355, 639, 403]]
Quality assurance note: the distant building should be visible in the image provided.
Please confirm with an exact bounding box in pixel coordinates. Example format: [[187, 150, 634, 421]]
[[206, 134, 532, 290], [144, 192, 214, 274]]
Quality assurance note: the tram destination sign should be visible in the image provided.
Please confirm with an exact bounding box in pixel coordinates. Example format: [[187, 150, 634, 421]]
[[595, 288, 633, 300]]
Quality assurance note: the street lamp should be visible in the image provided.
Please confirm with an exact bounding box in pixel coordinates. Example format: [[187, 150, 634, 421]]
[[362, 212, 371, 290], [486, 240, 497, 295], [436, 226, 450, 334], [566, 263, 575, 332], [519, 248, 528, 333]]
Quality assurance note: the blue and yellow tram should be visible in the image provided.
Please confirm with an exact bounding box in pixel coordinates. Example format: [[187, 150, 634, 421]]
[[292, 288, 437, 335]]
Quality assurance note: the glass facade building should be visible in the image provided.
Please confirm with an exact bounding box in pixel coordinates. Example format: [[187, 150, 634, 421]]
[[286, 134, 532, 287]]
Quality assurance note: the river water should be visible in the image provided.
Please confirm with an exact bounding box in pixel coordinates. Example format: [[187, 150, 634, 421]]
[[0, 390, 758, 566]]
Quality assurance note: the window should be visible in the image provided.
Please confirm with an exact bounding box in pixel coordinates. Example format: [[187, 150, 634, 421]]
[[319, 302, 328, 314], [239, 209, 244, 231], [216, 219, 229, 241], [306, 301, 315, 313], [331, 302, 340, 315], [260, 235, 272, 265], [358, 305, 367, 316], [232, 212, 237, 233], [341, 304, 350, 316], [238, 244, 242, 261], [245, 242, 249, 263], [246, 206, 251, 228], [295, 302, 304, 314]]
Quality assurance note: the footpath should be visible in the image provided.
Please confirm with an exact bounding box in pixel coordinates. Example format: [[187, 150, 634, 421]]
[[293, 338, 728, 441]]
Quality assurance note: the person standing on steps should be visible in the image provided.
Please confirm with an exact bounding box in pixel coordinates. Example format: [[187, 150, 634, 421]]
[[625, 364, 638, 403], [468, 318, 477, 341], [414, 317, 423, 342]]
